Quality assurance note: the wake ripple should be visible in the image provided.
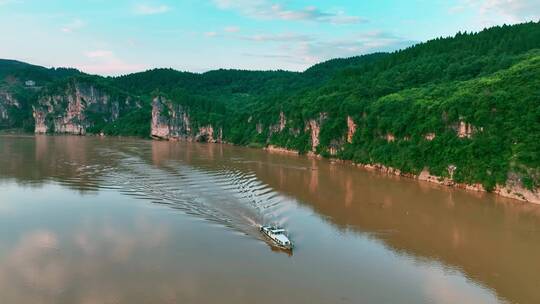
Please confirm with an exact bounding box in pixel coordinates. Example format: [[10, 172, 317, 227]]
[[101, 152, 291, 241]]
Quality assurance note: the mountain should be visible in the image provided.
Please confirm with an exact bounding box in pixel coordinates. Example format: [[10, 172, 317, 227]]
[[1, 21, 539, 202]]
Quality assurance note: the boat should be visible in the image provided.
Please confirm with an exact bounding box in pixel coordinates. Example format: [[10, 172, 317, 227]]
[[260, 225, 293, 250]]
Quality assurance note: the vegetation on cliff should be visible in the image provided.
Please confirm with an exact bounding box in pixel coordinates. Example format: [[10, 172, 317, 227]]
[[0, 21, 539, 192]]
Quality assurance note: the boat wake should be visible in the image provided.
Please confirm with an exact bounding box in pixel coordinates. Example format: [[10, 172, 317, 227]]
[[102, 152, 292, 243]]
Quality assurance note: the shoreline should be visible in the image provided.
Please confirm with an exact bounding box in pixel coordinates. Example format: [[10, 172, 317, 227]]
[[264, 143, 540, 204], [5, 133, 538, 204]]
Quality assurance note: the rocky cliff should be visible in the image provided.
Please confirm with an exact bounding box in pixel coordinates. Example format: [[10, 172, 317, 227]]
[[33, 82, 134, 135], [151, 96, 222, 143], [262, 112, 540, 204], [0, 91, 19, 127]]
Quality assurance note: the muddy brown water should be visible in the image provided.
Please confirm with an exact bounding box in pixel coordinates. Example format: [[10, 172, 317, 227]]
[[1, 135, 539, 304]]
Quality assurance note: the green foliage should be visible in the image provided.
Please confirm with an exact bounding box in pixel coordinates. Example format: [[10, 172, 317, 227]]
[[100, 106, 151, 137], [1, 21, 539, 191]]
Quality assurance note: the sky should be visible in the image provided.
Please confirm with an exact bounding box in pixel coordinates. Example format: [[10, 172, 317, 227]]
[[0, 0, 538, 75]]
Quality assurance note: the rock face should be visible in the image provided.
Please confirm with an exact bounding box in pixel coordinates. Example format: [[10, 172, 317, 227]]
[[151, 96, 191, 140], [494, 173, 540, 204], [151, 96, 222, 143], [306, 113, 327, 152], [279, 111, 286, 132], [33, 82, 130, 135], [268, 111, 287, 136], [347, 116, 356, 144], [0, 91, 19, 126], [385, 133, 396, 142], [358, 164, 540, 204], [455, 121, 476, 138], [424, 133, 436, 141]]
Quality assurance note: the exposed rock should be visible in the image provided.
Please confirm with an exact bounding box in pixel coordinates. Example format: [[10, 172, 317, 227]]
[[33, 110, 48, 134], [495, 176, 540, 204], [0, 91, 19, 124], [328, 139, 342, 156], [306, 113, 327, 152], [347, 116, 356, 144], [151, 96, 222, 143], [424, 133, 436, 141], [454, 121, 478, 138], [359, 164, 540, 204], [151, 96, 191, 140], [269, 111, 287, 135], [279, 111, 286, 132], [307, 120, 320, 151], [196, 125, 216, 143], [265, 145, 299, 155], [33, 82, 130, 135]]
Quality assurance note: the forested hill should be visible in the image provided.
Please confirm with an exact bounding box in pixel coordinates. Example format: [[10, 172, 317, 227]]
[[1, 21, 539, 199]]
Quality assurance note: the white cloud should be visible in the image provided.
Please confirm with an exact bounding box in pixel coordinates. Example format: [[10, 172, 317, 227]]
[[232, 30, 416, 69], [78, 50, 146, 75], [133, 3, 170, 15], [287, 31, 416, 66], [479, 0, 540, 21], [0, 0, 20, 5], [453, 0, 539, 25], [212, 0, 365, 24], [61, 19, 86, 33], [204, 31, 218, 37], [224, 26, 240, 33], [85, 50, 113, 58], [240, 33, 312, 42]]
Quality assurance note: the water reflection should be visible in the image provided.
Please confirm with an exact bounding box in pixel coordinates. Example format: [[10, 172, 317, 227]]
[[1, 135, 539, 303], [240, 150, 540, 304]]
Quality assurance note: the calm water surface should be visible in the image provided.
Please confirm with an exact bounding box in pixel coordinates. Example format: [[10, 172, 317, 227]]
[[1, 135, 539, 304]]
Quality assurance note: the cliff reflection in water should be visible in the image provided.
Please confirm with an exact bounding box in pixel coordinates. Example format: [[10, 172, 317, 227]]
[[149, 140, 540, 304], [1, 136, 539, 303], [238, 149, 540, 304]]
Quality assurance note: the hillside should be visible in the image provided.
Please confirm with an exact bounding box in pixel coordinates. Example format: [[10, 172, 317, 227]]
[[0, 21, 539, 201]]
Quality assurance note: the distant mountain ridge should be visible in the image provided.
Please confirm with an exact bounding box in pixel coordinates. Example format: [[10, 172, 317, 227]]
[[1, 21, 539, 203]]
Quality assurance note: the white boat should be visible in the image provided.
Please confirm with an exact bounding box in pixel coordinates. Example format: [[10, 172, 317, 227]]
[[260, 225, 293, 250]]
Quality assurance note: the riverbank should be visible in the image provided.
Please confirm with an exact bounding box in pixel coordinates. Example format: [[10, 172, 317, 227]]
[[6, 133, 538, 204], [264, 143, 540, 204], [0, 128, 30, 135]]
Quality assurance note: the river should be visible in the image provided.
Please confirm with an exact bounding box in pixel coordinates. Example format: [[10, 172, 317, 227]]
[[0, 135, 539, 304]]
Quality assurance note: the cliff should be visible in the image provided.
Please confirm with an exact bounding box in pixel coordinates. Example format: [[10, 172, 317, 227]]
[[1, 21, 539, 204], [151, 96, 222, 143], [0, 91, 19, 127], [33, 81, 136, 135]]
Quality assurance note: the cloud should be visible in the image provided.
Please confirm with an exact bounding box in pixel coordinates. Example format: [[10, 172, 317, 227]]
[[61, 19, 86, 33], [0, 0, 21, 5], [224, 26, 240, 33], [78, 50, 146, 75], [453, 0, 540, 25], [84, 50, 113, 58], [212, 0, 365, 24], [479, 0, 540, 21], [240, 33, 312, 42], [204, 31, 218, 37], [241, 31, 416, 68], [133, 3, 170, 15]]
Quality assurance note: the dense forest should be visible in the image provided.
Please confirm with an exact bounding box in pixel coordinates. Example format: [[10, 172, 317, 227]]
[[1, 21, 539, 192]]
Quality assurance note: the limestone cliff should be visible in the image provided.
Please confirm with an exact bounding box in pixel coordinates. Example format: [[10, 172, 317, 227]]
[[32, 82, 134, 135], [150, 96, 222, 143], [0, 91, 19, 126], [305, 113, 327, 152], [346, 116, 356, 144]]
